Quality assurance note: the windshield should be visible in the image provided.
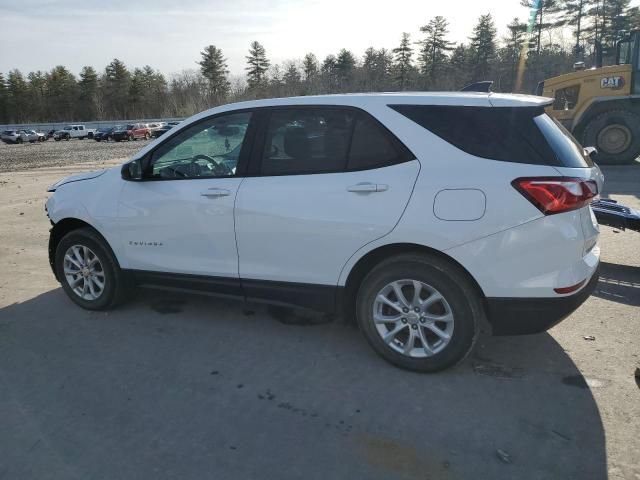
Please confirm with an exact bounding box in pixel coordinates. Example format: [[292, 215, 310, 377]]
[[618, 40, 632, 64]]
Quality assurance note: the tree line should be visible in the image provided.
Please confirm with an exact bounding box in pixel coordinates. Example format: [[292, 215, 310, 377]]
[[0, 0, 637, 124]]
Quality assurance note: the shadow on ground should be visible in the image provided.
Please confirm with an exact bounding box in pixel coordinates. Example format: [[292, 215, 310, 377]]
[[594, 261, 640, 307], [0, 288, 607, 480], [599, 163, 640, 201]]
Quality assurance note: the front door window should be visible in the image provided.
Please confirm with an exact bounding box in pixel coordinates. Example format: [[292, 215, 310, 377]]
[[149, 112, 252, 179]]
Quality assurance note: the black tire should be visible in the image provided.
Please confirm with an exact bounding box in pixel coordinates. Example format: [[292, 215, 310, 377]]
[[356, 253, 482, 372], [54, 137, 61, 142], [65, 135, 70, 141], [144, 132, 150, 140], [581, 109, 640, 165], [55, 227, 127, 310], [17, 138, 23, 144]]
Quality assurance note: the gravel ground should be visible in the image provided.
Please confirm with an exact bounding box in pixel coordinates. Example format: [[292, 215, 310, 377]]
[[0, 151, 638, 479], [0, 138, 151, 172]]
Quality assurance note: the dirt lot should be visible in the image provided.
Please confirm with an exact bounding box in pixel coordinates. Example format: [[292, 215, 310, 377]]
[[0, 140, 638, 480], [0, 137, 152, 172]]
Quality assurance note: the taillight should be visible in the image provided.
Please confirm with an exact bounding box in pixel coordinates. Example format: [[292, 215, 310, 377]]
[[512, 177, 598, 215]]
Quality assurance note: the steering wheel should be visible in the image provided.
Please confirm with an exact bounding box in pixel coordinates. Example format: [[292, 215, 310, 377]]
[[192, 154, 233, 177]]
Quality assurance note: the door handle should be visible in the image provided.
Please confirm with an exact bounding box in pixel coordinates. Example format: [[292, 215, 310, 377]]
[[200, 188, 231, 198], [347, 183, 389, 193]]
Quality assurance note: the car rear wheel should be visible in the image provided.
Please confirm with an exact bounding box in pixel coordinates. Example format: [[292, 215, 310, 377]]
[[356, 253, 481, 372], [144, 132, 150, 140], [17, 138, 23, 144], [55, 228, 127, 310]]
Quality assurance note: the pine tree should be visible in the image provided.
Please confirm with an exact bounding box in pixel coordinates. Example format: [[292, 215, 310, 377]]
[[140, 66, 168, 116], [449, 44, 470, 88], [103, 58, 131, 118], [0, 73, 7, 123], [468, 14, 497, 82], [502, 18, 528, 91], [6, 70, 30, 123], [245, 41, 270, 90], [521, 0, 563, 55], [198, 45, 230, 100], [362, 48, 393, 90], [561, 0, 592, 59], [418, 16, 455, 86], [283, 62, 301, 86], [321, 54, 338, 91], [393, 33, 413, 90], [27, 71, 47, 121], [78, 66, 98, 120], [335, 49, 357, 89], [582, 0, 637, 64], [46, 66, 78, 121], [603, 0, 637, 51], [302, 53, 319, 81]]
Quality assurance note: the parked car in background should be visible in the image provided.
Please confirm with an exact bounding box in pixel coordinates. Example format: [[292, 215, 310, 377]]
[[112, 123, 151, 142], [111, 125, 132, 142], [152, 121, 180, 138], [24, 130, 46, 142], [93, 127, 115, 142], [46, 129, 56, 139], [130, 123, 151, 140], [45, 93, 602, 373], [53, 125, 97, 141], [147, 122, 166, 134], [1, 129, 45, 144]]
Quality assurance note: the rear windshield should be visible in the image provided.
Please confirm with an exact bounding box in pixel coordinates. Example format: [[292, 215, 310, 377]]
[[534, 114, 593, 167], [390, 105, 592, 168]]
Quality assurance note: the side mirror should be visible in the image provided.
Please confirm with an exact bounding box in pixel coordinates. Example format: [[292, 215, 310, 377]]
[[121, 159, 144, 181]]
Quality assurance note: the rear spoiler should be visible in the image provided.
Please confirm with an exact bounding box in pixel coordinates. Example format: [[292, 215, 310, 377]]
[[460, 81, 493, 93]]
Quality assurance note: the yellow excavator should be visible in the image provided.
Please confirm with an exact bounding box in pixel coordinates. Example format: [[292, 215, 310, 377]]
[[538, 30, 640, 164]]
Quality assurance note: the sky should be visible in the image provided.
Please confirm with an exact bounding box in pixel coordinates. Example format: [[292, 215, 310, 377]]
[[0, 0, 637, 78]]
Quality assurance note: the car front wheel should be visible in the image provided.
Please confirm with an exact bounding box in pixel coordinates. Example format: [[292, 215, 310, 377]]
[[55, 228, 127, 310], [356, 253, 481, 372]]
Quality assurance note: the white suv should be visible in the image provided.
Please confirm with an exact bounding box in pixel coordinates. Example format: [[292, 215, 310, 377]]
[[45, 93, 602, 372]]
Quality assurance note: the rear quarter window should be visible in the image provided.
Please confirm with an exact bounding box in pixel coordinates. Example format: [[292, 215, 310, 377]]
[[390, 104, 592, 167]]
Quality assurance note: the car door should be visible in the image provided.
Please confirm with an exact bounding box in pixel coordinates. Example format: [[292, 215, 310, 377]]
[[117, 110, 256, 290], [234, 107, 420, 307]]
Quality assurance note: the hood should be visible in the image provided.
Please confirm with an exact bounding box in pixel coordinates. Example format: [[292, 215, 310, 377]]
[[47, 169, 107, 192]]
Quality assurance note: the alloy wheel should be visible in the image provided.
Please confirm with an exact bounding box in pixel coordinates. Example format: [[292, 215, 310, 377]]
[[63, 245, 106, 301], [373, 279, 455, 358]]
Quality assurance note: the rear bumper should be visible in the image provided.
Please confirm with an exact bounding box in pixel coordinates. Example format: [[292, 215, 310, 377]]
[[485, 263, 600, 335]]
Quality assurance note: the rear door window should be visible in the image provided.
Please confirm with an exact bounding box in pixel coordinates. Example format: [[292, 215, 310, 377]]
[[260, 109, 354, 175], [348, 113, 412, 170], [259, 107, 414, 176]]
